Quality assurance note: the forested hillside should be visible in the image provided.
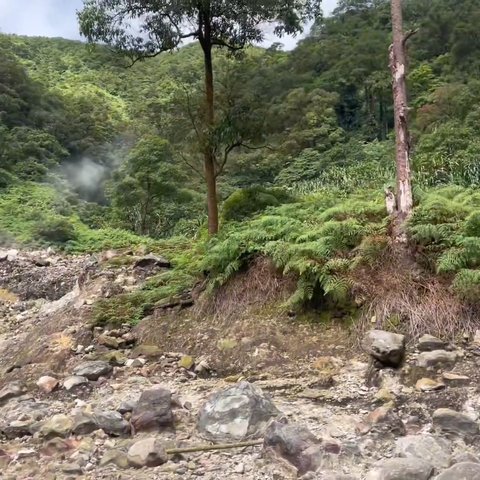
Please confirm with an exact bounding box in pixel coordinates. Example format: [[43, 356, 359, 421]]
[[1, 0, 479, 318]]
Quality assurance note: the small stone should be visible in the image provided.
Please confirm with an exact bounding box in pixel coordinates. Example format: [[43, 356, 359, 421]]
[[415, 378, 445, 392], [99, 449, 129, 469], [436, 462, 480, 479], [194, 359, 211, 375], [234, 463, 245, 474], [362, 330, 406, 367], [63, 376, 89, 391], [442, 372, 470, 386], [178, 355, 194, 370], [366, 457, 433, 480], [125, 358, 145, 368], [417, 350, 457, 369], [131, 345, 162, 358], [75, 345, 85, 355], [73, 361, 112, 380], [127, 438, 168, 468], [97, 334, 120, 349], [36, 376, 59, 393], [417, 334, 445, 352], [375, 388, 395, 403], [433, 408, 479, 437]]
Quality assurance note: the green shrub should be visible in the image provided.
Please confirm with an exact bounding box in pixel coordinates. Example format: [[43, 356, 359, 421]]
[[222, 186, 294, 222], [34, 216, 77, 243]]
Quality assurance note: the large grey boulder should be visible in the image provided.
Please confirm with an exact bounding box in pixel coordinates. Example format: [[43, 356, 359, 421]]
[[263, 419, 323, 476], [198, 381, 280, 442], [436, 462, 480, 479], [73, 361, 112, 380], [131, 388, 173, 433], [432, 409, 478, 437], [365, 458, 433, 480], [362, 330, 406, 367], [395, 435, 451, 469], [127, 438, 168, 468]]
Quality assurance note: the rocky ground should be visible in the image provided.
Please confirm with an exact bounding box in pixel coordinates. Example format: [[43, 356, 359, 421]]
[[1, 248, 480, 479]]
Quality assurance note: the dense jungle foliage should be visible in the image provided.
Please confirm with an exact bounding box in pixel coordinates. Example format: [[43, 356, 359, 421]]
[[1, 0, 479, 317]]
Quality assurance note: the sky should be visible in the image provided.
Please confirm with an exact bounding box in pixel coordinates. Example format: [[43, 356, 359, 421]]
[[0, 0, 339, 49]]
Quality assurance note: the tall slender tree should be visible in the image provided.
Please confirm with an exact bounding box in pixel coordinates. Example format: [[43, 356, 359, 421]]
[[78, 1, 321, 234], [389, 0, 413, 237]]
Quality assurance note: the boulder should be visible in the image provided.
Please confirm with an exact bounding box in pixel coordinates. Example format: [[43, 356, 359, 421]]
[[433, 408, 478, 437], [263, 419, 323, 476], [417, 335, 445, 352], [131, 388, 173, 433], [94, 410, 129, 436], [417, 350, 457, 369], [436, 462, 480, 480], [365, 458, 433, 480], [72, 411, 98, 435], [127, 438, 168, 468], [198, 381, 280, 442], [73, 361, 112, 380], [362, 330, 406, 367], [40, 415, 73, 439], [63, 376, 89, 391], [395, 435, 451, 469], [97, 334, 121, 350]]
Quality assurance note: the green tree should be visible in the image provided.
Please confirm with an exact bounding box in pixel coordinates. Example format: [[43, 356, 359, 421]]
[[109, 137, 200, 236], [78, 0, 321, 234]]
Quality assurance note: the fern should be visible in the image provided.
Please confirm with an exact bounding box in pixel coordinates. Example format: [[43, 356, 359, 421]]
[[452, 269, 480, 302]]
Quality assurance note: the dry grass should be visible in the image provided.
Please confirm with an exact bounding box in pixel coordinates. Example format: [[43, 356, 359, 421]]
[[351, 247, 479, 342], [194, 256, 296, 323]]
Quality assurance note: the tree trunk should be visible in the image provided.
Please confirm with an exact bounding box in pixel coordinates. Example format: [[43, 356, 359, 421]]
[[390, 0, 413, 237], [202, 35, 219, 235]]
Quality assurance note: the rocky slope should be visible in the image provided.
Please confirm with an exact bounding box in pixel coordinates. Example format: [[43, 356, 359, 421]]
[[1, 249, 480, 479]]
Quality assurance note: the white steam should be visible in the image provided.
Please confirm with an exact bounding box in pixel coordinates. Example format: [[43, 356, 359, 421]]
[[62, 157, 108, 194]]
